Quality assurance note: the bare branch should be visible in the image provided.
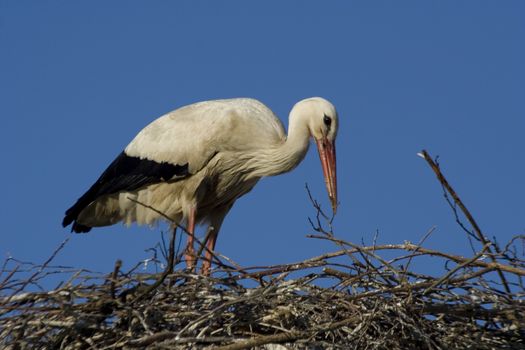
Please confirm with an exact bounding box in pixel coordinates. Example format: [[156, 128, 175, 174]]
[[419, 150, 512, 293]]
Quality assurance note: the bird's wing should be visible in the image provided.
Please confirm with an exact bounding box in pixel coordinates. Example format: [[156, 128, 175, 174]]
[[63, 98, 284, 232], [62, 151, 190, 231], [124, 98, 286, 169]]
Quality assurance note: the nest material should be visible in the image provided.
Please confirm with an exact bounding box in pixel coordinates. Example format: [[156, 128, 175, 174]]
[[1, 150, 524, 349], [1, 232, 524, 350]]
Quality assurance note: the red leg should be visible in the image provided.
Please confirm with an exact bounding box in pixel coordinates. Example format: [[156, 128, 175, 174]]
[[201, 207, 230, 275], [202, 230, 218, 276], [184, 206, 197, 271]]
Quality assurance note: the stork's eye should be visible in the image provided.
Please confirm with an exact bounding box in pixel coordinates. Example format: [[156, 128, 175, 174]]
[[323, 115, 332, 127]]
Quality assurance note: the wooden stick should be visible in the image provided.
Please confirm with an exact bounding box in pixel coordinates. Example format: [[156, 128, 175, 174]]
[[240, 243, 525, 278], [419, 150, 511, 293]]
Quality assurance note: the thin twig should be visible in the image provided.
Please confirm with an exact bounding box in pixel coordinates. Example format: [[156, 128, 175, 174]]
[[8, 238, 70, 298], [423, 243, 492, 295]]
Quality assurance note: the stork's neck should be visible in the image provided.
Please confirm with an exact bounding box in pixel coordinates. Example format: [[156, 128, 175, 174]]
[[247, 114, 311, 178]]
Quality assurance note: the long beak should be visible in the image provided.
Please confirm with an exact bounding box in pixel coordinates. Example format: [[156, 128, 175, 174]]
[[316, 137, 338, 214]]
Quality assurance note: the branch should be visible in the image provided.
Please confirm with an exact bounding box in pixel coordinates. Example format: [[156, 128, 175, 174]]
[[419, 150, 512, 293]]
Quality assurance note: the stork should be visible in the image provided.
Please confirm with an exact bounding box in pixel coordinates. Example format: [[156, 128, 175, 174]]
[[62, 97, 338, 274]]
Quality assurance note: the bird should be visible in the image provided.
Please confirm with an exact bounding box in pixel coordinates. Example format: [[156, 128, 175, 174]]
[[62, 97, 338, 274]]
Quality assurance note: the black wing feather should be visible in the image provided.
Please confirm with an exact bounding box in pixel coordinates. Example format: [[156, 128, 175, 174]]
[[63, 151, 189, 233]]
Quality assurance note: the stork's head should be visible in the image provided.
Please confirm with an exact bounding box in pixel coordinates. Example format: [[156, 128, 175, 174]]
[[292, 97, 338, 214]]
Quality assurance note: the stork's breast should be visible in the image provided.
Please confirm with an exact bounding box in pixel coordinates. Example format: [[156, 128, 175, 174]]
[[197, 153, 260, 209]]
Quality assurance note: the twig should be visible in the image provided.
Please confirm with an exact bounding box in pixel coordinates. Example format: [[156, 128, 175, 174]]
[[419, 150, 512, 293], [109, 259, 121, 299], [423, 243, 492, 295], [131, 229, 176, 303], [8, 238, 70, 298], [241, 243, 525, 278]]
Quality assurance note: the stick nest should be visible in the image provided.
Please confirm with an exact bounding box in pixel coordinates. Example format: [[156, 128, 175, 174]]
[[1, 150, 524, 349], [2, 230, 524, 350]]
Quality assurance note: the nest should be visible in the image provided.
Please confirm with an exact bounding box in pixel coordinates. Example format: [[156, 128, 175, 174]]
[[1, 235, 524, 350], [1, 151, 524, 349]]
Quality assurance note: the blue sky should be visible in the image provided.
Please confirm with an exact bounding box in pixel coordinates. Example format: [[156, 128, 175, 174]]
[[1, 2, 524, 279]]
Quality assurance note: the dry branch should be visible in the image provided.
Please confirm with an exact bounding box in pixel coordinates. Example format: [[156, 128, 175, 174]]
[[419, 149, 512, 293]]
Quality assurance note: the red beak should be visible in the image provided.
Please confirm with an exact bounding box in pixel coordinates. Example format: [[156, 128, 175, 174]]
[[316, 137, 338, 214]]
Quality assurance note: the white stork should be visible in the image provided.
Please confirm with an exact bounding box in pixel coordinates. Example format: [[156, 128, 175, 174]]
[[63, 97, 338, 274]]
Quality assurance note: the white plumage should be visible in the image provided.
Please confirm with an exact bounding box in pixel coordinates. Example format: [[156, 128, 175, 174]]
[[63, 97, 339, 274]]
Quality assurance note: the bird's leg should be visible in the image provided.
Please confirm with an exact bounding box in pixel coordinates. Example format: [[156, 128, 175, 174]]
[[201, 209, 229, 275], [184, 206, 197, 272], [201, 230, 218, 276]]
